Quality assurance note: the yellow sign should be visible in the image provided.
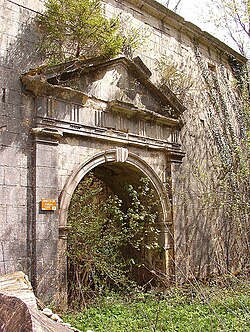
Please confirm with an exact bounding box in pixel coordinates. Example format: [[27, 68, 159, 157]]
[[41, 199, 57, 211]]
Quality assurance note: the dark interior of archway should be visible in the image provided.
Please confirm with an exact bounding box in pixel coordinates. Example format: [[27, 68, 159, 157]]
[[67, 161, 166, 304], [93, 162, 145, 208], [95, 162, 166, 283]]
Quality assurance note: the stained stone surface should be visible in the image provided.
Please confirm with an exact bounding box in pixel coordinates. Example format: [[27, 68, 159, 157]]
[[0, 271, 73, 332], [0, 293, 33, 332]]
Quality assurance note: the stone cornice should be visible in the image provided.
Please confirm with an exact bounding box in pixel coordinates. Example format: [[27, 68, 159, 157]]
[[108, 100, 182, 127], [118, 0, 246, 64], [35, 116, 183, 151], [21, 73, 89, 104], [21, 56, 186, 125]]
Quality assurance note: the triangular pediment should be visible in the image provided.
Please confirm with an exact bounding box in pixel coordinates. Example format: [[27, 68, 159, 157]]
[[21, 56, 185, 125]]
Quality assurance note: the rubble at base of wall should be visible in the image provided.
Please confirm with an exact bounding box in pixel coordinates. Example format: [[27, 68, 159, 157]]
[[0, 271, 81, 332]]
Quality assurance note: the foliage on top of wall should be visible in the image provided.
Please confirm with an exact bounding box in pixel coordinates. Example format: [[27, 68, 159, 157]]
[[156, 58, 194, 100], [36, 0, 143, 64]]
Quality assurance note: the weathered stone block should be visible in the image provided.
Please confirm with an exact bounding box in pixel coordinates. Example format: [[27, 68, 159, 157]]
[[4, 166, 21, 186], [4, 259, 27, 275], [0, 293, 33, 331], [36, 240, 58, 263], [0, 262, 6, 275], [36, 166, 58, 188], [36, 188, 59, 203], [1, 240, 27, 261], [0, 272, 72, 331], [2, 185, 26, 206], [0, 147, 22, 167], [0, 244, 4, 262], [0, 166, 4, 185], [36, 222, 59, 241], [0, 205, 7, 224], [36, 149, 57, 168]]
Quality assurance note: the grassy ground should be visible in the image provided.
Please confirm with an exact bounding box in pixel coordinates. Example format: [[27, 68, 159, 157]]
[[63, 278, 250, 332]]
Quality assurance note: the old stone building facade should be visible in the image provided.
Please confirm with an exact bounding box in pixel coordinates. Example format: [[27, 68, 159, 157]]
[[0, 0, 247, 304]]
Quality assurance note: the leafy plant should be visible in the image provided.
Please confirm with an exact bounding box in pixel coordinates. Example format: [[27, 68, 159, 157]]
[[63, 280, 250, 331], [67, 173, 162, 308], [118, 16, 149, 59], [36, 0, 146, 64]]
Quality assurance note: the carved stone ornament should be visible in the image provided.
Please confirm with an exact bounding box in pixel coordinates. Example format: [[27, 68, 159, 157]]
[[115, 147, 129, 162]]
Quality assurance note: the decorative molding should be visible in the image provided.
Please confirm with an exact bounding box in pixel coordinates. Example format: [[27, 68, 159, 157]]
[[115, 147, 129, 162], [31, 127, 63, 145], [167, 149, 186, 164]]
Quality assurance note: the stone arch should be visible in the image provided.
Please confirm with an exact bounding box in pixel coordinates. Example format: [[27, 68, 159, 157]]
[[57, 147, 172, 307], [59, 147, 170, 228]]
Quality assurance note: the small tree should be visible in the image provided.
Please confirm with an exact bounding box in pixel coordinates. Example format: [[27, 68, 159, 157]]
[[37, 0, 123, 63], [205, 0, 250, 57]]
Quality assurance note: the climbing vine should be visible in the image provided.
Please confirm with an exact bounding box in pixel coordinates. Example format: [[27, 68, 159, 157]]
[[192, 41, 250, 273]]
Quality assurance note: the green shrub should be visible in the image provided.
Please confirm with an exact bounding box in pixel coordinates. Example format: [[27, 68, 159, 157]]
[[36, 0, 145, 64], [67, 173, 162, 308]]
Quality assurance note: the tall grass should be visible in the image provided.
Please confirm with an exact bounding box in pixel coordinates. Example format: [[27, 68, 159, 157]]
[[63, 277, 250, 331]]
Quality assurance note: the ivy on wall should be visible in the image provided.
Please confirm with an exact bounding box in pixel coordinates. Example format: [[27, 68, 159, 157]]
[[191, 41, 250, 273]]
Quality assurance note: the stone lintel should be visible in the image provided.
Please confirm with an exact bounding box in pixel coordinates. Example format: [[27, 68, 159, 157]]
[[61, 125, 180, 151]]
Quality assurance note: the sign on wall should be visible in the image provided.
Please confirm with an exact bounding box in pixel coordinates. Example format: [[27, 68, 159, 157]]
[[40, 199, 57, 211]]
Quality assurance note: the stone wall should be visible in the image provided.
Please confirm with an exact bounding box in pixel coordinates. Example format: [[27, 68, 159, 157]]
[[0, 0, 246, 304], [0, 0, 45, 280]]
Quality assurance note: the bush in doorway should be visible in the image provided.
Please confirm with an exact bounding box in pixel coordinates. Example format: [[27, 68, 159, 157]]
[[67, 173, 162, 308]]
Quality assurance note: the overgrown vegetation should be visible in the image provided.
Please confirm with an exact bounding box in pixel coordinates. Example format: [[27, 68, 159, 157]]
[[67, 173, 163, 308], [156, 58, 194, 100], [36, 0, 143, 64], [37, 0, 122, 63], [192, 43, 250, 275], [63, 277, 250, 331]]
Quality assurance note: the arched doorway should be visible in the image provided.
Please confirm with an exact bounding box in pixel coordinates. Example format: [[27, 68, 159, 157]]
[[57, 148, 172, 307]]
